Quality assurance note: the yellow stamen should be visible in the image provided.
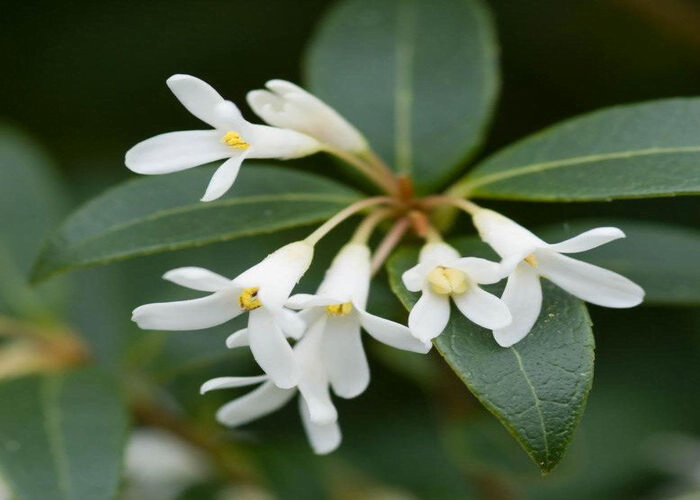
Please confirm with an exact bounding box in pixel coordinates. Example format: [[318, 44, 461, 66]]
[[221, 131, 250, 150], [524, 253, 538, 267], [427, 266, 469, 295], [239, 287, 262, 311], [326, 302, 353, 316]]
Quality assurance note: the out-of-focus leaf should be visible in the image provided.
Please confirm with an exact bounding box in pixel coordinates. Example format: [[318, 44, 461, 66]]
[[452, 99, 700, 201], [0, 368, 129, 500], [306, 0, 499, 192], [0, 124, 69, 317], [387, 247, 594, 473], [31, 165, 360, 283]]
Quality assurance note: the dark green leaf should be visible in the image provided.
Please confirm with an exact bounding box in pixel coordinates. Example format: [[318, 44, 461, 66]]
[[452, 99, 700, 201], [387, 246, 594, 472], [0, 369, 129, 500], [31, 165, 360, 283], [306, 0, 499, 192]]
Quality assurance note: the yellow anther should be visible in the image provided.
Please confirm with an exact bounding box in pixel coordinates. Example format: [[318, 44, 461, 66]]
[[239, 287, 262, 311], [221, 131, 250, 150], [524, 253, 538, 267], [427, 266, 469, 295], [326, 302, 353, 316]]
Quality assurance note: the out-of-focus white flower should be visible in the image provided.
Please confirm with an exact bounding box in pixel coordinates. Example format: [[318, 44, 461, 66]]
[[123, 428, 211, 500], [201, 319, 342, 455], [247, 80, 368, 153], [402, 242, 511, 344], [472, 208, 645, 347], [282, 243, 430, 398], [125, 75, 320, 201], [132, 241, 313, 388]]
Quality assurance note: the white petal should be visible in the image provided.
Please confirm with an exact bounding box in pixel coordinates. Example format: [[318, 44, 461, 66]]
[[225, 328, 249, 348], [299, 398, 342, 455], [472, 209, 544, 258], [246, 124, 320, 160], [166, 74, 246, 130], [132, 288, 242, 331], [452, 286, 512, 330], [248, 309, 299, 388], [322, 315, 369, 399], [536, 250, 644, 308], [316, 243, 371, 307], [295, 318, 337, 424], [402, 262, 431, 292], [200, 375, 268, 394], [548, 227, 626, 253], [493, 263, 542, 347], [200, 155, 245, 202], [286, 294, 338, 309], [125, 130, 231, 174], [407, 290, 450, 343], [358, 308, 431, 353], [216, 381, 295, 427], [451, 257, 507, 285], [272, 308, 307, 340], [418, 242, 461, 266], [162, 267, 232, 292]]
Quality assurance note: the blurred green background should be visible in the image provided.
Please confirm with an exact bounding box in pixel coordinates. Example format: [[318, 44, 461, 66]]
[[2, 1, 700, 499]]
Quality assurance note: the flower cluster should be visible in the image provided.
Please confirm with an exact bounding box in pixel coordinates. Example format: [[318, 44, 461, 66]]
[[128, 75, 644, 454]]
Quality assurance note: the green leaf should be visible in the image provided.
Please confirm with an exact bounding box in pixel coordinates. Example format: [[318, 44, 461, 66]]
[[0, 369, 129, 500], [31, 165, 360, 283], [452, 98, 700, 201], [539, 219, 700, 306], [387, 246, 594, 472], [305, 0, 499, 192], [0, 125, 69, 317]]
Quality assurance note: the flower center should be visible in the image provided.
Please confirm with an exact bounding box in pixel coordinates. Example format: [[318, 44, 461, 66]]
[[524, 253, 538, 267], [221, 131, 250, 150], [239, 287, 262, 311], [325, 302, 353, 316], [427, 266, 469, 295]]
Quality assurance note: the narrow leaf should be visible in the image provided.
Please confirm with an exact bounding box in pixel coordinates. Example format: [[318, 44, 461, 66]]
[[0, 369, 129, 500], [387, 247, 594, 472], [31, 165, 360, 283], [306, 0, 499, 192], [452, 99, 700, 201]]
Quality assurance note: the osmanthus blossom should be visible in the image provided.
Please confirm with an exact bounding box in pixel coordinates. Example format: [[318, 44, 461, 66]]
[[202, 243, 429, 454], [401, 242, 512, 344], [132, 241, 313, 388], [247, 80, 369, 154], [472, 208, 645, 347], [200, 318, 341, 455], [125, 75, 321, 201]]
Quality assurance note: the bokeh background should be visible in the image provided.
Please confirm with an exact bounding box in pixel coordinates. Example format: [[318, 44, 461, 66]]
[[2, 1, 700, 499]]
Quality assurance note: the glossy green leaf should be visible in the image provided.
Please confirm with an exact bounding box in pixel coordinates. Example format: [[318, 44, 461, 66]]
[[0, 369, 129, 500], [305, 0, 499, 192], [452, 99, 700, 201], [387, 247, 594, 472], [31, 165, 360, 283]]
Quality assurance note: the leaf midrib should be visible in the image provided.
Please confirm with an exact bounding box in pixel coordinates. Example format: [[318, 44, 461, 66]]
[[41, 376, 71, 500], [394, 0, 417, 176], [461, 145, 700, 192]]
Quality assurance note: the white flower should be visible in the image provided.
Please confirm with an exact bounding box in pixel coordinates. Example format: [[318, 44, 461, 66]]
[[132, 241, 313, 388], [282, 243, 430, 398], [472, 208, 645, 347], [402, 242, 512, 344], [125, 75, 321, 202], [201, 317, 344, 455], [247, 80, 368, 153]]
